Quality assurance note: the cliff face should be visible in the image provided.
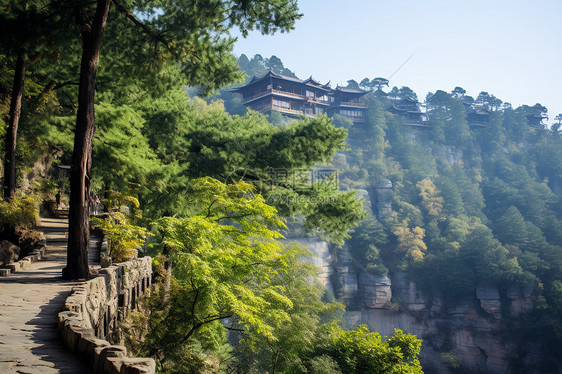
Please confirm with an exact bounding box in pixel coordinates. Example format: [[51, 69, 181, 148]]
[[340, 272, 537, 374], [299, 146, 559, 373], [297, 229, 546, 373]]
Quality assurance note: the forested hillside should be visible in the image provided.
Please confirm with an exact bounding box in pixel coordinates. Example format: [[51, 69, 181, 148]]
[[218, 55, 562, 373]]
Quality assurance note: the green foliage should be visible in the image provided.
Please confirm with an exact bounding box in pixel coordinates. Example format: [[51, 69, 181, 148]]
[[122, 178, 420, 373], [427, 90, 470, 147], [93, 103, 159, 194], [230, 243, 345, 374], [91, 212, 149, 262], [440, 350, 461, 368], [0, 195, 38, 229], [347, 215, 389, 276], [393, 220, 427, 264], [32, 179, 60, 201], [96, 1, 302, 96], [303, 190, 366, 247], [314, 325, 423, 374], [91, 192, 149, 262], [131, 178, 291, 369]]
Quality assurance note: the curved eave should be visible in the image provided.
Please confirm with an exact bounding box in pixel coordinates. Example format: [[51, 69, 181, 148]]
[[335, 86, 367, 95], [305, 83, 333, 93]]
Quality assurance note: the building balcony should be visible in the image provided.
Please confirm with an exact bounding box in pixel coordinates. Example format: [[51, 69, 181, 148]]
[[273, 89, 306, 100], [403, 119, 429, 128], [242, 89, 306, 104], [334, 101, 367, 109], [306, 97, 331, 106]]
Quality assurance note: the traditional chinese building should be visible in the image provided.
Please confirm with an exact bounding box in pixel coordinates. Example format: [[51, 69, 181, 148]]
[[232, 71, 367, 123], [387, 97, 427, 127], [329, 86, 368, 123], [465, 106, 491, 127]]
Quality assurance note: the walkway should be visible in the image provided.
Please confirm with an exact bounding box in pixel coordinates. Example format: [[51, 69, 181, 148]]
[[0, 217, 96, 373]]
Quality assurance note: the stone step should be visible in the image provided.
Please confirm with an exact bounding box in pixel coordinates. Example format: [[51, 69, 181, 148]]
[[7, 262, 19, 272], [46, 237, 68, 243], [0, 268, 11, 276]]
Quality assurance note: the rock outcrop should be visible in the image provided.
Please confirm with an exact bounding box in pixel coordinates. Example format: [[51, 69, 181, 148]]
[[374, 180, 392, 218], [358, 272, 391, 309], [340, 271, 539, 373]]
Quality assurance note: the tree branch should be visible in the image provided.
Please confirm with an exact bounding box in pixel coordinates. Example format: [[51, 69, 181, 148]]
[[111, 0, 173, 54], [216, 212, 254, 222], [231, 261, 264, 270], [206, 198, 218, 218], [54, 81, 80, 90]]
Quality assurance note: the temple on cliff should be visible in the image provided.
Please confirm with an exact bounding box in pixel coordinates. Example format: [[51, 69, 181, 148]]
[[387, 96, 427, 128], [232, 71, 367, 123]]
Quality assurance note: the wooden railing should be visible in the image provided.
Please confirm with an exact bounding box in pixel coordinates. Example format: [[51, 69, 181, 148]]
[[337, 101, 367, 108], [307, 97, 330, 105], [272, 89, 306, 99], [272, 105, 306, 116], [242, 89, 306, 104]]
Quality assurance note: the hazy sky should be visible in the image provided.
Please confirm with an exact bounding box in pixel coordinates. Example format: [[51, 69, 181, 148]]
[[233, 0, 562, 125]]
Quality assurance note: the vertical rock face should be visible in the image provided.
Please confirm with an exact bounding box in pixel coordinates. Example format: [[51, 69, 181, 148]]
[[506, 284, 534, 316], [434, 144, 464, 165], [375, 180, 393, 218], [393, 272, 427, 312], [476, 284, 501, 319], [358, 272, 391, 309], [337, 271, 541, 374], [332, 245, 359, 307], [330, 245, 393, 310], [291, 237, 333, 294], [355, 188, 372, 211]]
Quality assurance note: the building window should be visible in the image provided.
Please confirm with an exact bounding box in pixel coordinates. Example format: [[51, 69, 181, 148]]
[[306, 90, 315, 98], [273, 99, 290, 109], [340, 109, 363, 117]]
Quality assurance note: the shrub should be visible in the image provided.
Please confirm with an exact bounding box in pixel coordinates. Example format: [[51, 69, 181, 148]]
[[0, 195, 38, 229], [33, 179, 60, 201], [91, 211, 149, 263]]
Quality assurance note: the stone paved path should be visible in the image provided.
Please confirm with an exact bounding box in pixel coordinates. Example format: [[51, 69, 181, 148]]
[[0, 217, 94, 373]]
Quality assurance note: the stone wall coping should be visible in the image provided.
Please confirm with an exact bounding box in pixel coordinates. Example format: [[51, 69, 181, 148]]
[[58, 256, 155, 374]]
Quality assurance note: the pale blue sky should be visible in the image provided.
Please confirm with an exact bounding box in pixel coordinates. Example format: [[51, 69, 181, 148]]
[[233, 0, 562, 125]]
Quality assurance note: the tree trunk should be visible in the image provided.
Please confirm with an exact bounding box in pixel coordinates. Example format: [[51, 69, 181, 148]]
[[164, 258, 172, 302], [63, 0, 111, 280], [3, 49, 26, 200]]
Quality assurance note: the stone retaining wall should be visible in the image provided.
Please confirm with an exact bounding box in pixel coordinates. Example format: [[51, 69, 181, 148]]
[[58, 256, 156, 374], [0, 236, 47, 277]]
